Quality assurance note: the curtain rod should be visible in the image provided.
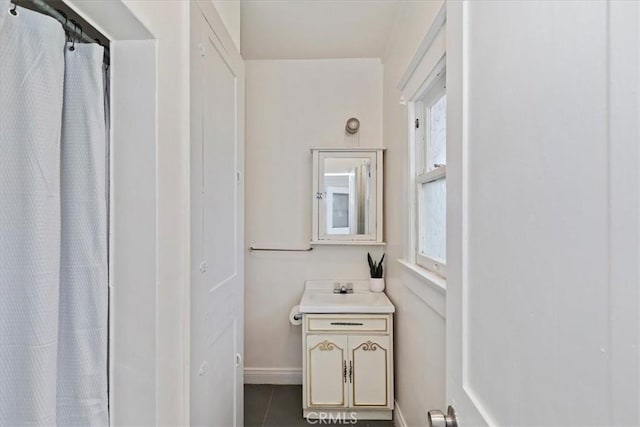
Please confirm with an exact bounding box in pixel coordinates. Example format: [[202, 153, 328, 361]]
[[10, 0, 110, 63]]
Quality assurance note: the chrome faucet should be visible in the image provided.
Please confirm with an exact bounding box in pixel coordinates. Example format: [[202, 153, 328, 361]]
[[333, 282, 354, 294]]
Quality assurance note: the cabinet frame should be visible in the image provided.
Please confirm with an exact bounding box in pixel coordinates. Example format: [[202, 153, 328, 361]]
[[302, 313, 394, 421], [311, 148, 385, 245]]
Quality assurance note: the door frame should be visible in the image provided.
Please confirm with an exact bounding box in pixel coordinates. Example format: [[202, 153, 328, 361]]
[[60, 1, 192, 425], [445, 1, 488, 423], [60, 1, 161, 424]]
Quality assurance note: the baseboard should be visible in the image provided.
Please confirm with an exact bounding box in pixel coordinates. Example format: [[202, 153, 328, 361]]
[[244, 367, 302, 385], [394, 400, 408, 427]]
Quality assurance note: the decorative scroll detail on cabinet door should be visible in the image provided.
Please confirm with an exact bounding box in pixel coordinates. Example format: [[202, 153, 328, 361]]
[[317, 340, 337, 351], [357, 340, 381, 351], [351, 336, 390, 407]]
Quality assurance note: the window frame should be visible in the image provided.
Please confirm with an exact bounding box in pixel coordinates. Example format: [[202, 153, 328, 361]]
[[413, 75, 447, 277], [325, 180, 355, 235]]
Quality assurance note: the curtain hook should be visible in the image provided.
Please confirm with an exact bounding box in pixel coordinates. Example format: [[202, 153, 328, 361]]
[[59, 11, 72, 43], [69, 20, 78, 51], [58, 10, 68, 30], [9, 2, 17, 16]]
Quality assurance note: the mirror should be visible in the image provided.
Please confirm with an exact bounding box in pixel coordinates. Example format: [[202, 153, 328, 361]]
[[323, 157, 371, 236], [312, 149, 384, 244]]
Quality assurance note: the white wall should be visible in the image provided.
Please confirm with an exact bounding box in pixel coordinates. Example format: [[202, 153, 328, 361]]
[[381, 1, 447, 425], [244, 58, 383, 382]]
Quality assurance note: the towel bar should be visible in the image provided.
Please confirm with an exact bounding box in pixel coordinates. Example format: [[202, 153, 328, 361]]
[[249, 246, 313, 252]]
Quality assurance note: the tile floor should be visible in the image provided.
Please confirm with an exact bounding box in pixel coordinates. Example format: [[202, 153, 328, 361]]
[[244, 385, 395, 427]]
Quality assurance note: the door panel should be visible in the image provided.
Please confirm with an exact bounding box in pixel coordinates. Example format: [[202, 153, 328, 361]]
[[202, 31, 237, 289], [198, 320, 236, 426], [350, 336, 390, 407], [190, 2, 244, 426], [306, 335, 348, 408], [446, 1, 639, 425]]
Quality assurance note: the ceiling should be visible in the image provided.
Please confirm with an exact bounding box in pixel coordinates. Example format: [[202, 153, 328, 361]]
[[241, 0, 403, 60]]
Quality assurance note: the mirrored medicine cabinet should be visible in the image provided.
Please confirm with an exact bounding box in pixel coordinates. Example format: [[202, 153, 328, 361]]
[[311, 148, 385, 245]]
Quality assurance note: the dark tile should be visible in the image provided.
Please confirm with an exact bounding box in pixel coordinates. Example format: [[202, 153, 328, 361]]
[[269, 385, 303, 410], [264, 417, 310, 427], [255, 385, 395, 427], [263, 385, 308, 427], [358, 421, 395, 427], [244, 384, 274, 427]]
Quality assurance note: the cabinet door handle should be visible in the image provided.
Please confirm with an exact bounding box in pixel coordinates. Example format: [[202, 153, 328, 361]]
[[330, 322, 363, 326], [343, 360, 347, 383], [348, 361, 353, 383]]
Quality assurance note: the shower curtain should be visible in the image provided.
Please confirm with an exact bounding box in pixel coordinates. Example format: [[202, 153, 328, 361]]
[[0, 3, 109, 425]]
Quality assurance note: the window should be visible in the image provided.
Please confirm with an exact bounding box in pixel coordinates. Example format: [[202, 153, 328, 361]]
[[415, 77, 446, 276]]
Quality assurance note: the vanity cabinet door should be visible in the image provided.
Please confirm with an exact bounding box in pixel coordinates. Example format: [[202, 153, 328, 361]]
[[349, 335, 392, 408], [306, 335, 349, 408]]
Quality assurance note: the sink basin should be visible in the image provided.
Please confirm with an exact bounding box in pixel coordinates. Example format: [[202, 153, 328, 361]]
[[307, 292, 378, 304], [299, 280, 395, 314]]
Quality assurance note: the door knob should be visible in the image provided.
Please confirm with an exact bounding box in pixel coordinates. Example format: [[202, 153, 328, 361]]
[[428, 406, 458, 427]]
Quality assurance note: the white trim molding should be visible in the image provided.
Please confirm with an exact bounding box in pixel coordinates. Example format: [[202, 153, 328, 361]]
[[396, 2, 447, 92], [398, 260, 446, 319], [399, 2, 449, 297], [398, 259, 446, 293], [393, 400, 408, 427], [244, 367, 303, 385]]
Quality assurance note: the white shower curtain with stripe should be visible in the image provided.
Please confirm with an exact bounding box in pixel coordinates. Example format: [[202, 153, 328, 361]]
[[0, 3, 109, 425]]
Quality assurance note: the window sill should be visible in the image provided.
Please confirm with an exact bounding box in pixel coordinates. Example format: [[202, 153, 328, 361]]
[[397, 259, 447, 293]]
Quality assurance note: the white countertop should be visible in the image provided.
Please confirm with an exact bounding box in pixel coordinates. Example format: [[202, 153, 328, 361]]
[[298, 280, 395, 314]]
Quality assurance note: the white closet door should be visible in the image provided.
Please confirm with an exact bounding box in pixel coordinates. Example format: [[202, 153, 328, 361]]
[[190, 1, 244, 426]]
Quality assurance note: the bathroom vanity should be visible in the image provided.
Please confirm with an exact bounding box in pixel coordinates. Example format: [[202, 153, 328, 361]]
[[298, 280, 395, 421]]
